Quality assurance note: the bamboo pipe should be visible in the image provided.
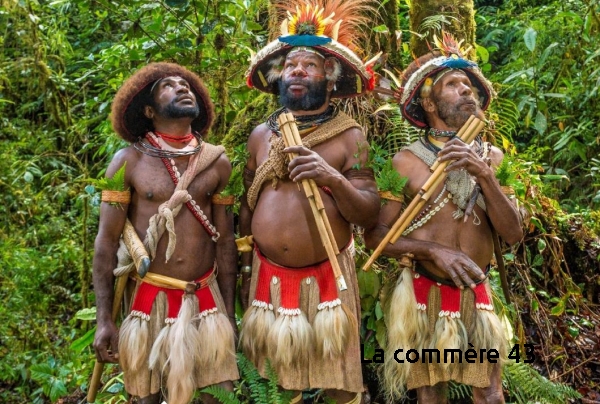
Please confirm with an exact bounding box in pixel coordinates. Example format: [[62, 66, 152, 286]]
[[86, 274, 129, 403], [278, 112, 347, 291], [429, 115, 475, 172], [287, 113, 340, 256], [362, 116, 485, 271], [388, 118, 484, 245]]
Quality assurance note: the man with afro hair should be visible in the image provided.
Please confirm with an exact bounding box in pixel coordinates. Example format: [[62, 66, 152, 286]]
[[92, 62, 239, 404]]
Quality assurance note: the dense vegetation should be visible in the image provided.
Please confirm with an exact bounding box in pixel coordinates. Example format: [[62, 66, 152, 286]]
[[0, 0, 598, 402]]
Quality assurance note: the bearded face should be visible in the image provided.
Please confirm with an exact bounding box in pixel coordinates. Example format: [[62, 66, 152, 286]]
[[429, 71, 481, 129], [278, 76, 329, 111], [432, 93, 476, 129], [154, 98, 200, 120]]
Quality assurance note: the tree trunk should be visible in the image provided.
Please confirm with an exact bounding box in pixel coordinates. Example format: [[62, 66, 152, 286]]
[[409, 0, 476, 57]]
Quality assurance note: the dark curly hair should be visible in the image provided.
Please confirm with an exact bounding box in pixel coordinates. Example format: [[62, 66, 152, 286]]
[[110, 63, 215, 143]]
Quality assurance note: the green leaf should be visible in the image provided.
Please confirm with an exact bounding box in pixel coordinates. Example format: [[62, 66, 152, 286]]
[[49, 378, 67, 401], [357, 269, 381, 299], [375, 301, 383, 320], [537, 238, 546, 253], [550, 296, 566, 316], [533, 111, 547, 135], [375, 318, 387, 348], [567, 326, 579, 338], [70, 327, 96, 353], [246, 21, 263, 31], [476, 44, 489, 64], [75, 307, 97, 321], [524, 28, 537, 52], [373, 25, 389, 34]]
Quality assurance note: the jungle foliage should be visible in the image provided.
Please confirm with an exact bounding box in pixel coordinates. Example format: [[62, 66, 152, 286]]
[[0, 0, 598, 403]]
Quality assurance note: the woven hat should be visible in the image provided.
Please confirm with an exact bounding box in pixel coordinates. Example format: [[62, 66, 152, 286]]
[[246, 0, 378, 99], [398, 33, 495, 129], [111, 62, 215, 143]]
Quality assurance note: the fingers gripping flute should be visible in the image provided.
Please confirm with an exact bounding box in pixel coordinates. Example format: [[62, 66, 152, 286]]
[[277, 111, 348, 291], [87, 220, 150, 403], [362, 115, 486, 271]]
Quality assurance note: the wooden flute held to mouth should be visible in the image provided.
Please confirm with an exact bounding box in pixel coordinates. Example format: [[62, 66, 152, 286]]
[[362, 115, 486, 272]]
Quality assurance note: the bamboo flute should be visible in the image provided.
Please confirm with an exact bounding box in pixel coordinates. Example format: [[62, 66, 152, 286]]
[[278, 111, 347, 291], [362, 116, 486, 271]]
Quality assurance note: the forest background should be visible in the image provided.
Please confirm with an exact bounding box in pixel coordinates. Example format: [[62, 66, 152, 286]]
[[1, 0, 599, 403]]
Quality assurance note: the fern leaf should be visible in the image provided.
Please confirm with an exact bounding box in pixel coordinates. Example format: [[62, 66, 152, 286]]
[[503, 361, 582, 404], [199, 385, 241, 404]]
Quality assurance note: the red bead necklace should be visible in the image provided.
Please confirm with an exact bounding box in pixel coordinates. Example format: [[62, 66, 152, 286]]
[[155, 130, 195, 143]]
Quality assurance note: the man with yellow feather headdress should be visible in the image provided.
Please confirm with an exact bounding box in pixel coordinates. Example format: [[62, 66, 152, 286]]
[[237, 0, 380, 402]]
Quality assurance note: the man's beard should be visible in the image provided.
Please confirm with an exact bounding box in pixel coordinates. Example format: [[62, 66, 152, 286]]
[[434, 95, 478, 129], [278, 78, 329, 111], [156, 99, 200, 120]]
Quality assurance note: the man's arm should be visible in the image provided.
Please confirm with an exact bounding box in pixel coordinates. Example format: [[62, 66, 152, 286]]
[[363, 150, 486, 289], [212, 154, 238, 325], [364, 199, 486, 289], [239, 126, 262, 310], [437, 140, 523, 245], [286, 128, 380, 228], [92, 149, 133, 363]]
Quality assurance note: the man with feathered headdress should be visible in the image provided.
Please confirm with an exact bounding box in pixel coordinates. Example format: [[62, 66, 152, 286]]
[[92, 62, 239, 404], [237, 0, 380, 402], [365, 33, 523, 402]]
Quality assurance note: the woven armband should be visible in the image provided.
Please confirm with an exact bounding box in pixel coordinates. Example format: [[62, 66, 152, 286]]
[[243, 166, 256, 184], [501, 186, 515, 197], [211, 193, 235, 205], [378, 190, 404, 204], [342, 167, 375, 181], [101, 190, 131, 204]]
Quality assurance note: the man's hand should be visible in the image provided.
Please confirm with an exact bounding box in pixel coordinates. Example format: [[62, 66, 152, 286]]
[[428, 246, 487, 289], [285, 146, 341, 186], [437, 138, 492, 180], [93, 321, 120, 363]]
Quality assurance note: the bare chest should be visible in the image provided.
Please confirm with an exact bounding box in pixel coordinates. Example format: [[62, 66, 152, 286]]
[[130, 156, 219, 204]]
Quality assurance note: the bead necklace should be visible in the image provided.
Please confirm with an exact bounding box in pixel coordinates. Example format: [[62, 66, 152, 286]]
[[154, 130, 195, 143], [145, 133, 219, 240], [427, 127, 458, 139], [403, 184, 451, 236], [134, 132, 203, 158], [266, 106, 337, 136]]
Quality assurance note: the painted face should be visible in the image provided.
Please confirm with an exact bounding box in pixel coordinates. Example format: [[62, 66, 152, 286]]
[[278, 51, 329, 111], [430, 71, 481, 129], [151, 76, 199, 119]]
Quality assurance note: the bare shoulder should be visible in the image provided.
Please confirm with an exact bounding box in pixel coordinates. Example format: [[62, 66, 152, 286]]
[[106, 145, 140, 180], [248, 123, 271, 148], [337, 126, 367, 150], [488, 144, 505, 168], [246, 123, 270, 170], [213, 152, 233, 189], [392, 149, 423, 176]]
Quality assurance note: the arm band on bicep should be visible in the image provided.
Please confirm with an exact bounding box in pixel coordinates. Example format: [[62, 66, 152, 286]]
[[211, 194, 235, 205], [342, 167, 375, 181], [101, 190, 131, 204]]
